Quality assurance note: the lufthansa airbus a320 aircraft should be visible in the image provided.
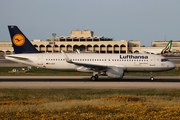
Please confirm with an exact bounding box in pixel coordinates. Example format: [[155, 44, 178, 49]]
[[5, 26, 176, 81]]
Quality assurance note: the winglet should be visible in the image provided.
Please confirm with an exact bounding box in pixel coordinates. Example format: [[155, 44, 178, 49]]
[[76, 49, 80, 54], [61, 50, 72, 63]]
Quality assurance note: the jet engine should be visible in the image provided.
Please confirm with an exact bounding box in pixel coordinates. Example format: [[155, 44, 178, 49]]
[[106, 67, 124, 78]]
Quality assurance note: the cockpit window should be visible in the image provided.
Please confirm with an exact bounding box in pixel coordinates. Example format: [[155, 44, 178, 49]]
[[161, 58, 169, 62]]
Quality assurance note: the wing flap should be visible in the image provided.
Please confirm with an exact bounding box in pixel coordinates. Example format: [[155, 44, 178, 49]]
[[73, 62, 108, 71]]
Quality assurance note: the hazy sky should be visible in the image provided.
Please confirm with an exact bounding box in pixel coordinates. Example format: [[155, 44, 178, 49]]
[[1, 0, 180, 46]]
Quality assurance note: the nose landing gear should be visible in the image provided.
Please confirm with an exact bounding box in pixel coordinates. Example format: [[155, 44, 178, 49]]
[[150, 72, 154, 81]]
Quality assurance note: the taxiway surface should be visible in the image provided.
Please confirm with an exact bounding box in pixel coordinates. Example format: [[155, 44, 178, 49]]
[[0, 76, 180, 89]]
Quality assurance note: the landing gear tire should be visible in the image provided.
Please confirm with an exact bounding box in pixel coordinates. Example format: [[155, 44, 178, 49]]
[[150, 77, 154, 81], [95, 74, 98, 79], [91, 76, 97, 81], [150, 72, 154, 81]]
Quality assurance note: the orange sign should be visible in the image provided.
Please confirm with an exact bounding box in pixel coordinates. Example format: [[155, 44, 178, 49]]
[[13, 34, 25, 46]]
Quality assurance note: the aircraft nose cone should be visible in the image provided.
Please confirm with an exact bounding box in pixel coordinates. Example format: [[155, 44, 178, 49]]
[[172, 62, 176, 69], [170, 62, 176, 69]]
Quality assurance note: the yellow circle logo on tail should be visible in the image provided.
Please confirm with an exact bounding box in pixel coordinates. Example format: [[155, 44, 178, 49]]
[[13, 34, 25, 46]]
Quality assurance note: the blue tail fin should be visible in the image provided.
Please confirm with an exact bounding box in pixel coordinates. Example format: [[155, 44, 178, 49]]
[[8, 26, 40, 54]]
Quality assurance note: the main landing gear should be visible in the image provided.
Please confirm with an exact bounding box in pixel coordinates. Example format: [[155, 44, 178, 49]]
[[91, 72, 99, 81], [91, 72, 155, 81], [150, 72, 154, 81]]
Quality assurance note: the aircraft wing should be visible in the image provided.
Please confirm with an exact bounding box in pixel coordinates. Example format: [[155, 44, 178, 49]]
[[73, 62, 108, 71], [171, 49, 180, 53], [61, 50, 108, 71]]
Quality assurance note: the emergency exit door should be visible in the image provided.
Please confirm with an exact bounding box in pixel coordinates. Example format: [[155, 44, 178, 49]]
[[150, 56, 155, 66], [38, 55, 43, 65]]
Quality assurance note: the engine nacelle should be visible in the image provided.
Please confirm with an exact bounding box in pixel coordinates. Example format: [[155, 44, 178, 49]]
[[106, 67, 124, 78]]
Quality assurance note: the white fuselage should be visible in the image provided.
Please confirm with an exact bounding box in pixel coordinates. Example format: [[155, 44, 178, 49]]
[[134, 49, 163, 54], [5, 53, 175, 72]]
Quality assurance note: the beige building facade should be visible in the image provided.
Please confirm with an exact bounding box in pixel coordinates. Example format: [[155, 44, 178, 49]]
[[1, 30, 180, 55], [0, 30, 141, 55], [0, 40, 141, 55], [152, 41, 180, 47]]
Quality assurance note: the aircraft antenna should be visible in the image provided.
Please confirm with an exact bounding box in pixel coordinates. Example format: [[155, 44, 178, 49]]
[[164, 35, 166, 42], [52, 33, 56, 53], [52, 33, 56, 40]]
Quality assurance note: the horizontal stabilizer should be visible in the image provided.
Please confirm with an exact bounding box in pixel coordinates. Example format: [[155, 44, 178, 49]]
[[5, 56, 29, 61]]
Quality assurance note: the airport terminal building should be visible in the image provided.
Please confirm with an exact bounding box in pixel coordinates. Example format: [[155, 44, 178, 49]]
[[0, 30, 180, 55]]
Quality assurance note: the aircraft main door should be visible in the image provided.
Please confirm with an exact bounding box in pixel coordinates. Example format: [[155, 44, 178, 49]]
[[38, 55, 43, 65], [150, 56, 155, 66]]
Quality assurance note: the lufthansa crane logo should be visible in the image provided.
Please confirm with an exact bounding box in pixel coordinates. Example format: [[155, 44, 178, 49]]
[[13, 34, 25, 46]]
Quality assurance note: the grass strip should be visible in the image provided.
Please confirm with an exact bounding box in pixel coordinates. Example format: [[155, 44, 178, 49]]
[[0, 89, 180, 119], [0, 89, 180, 101]]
